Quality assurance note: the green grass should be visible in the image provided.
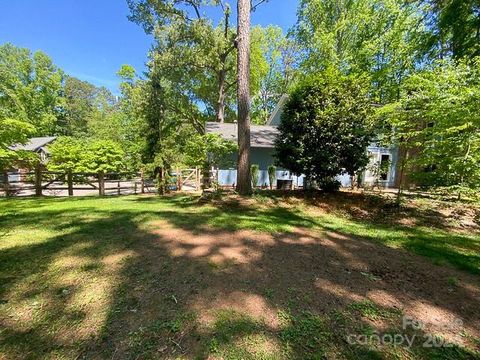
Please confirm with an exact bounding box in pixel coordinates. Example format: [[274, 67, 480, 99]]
[[1, 194, 478, 276], [0, 194, 479, 359], [312, 211, 480, 275]]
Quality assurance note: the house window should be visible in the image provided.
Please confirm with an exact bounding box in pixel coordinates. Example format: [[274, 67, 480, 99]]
[[380, 154, 390, 181]]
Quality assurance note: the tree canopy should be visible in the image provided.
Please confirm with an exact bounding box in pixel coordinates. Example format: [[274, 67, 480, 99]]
[[0, 43, 147, 173], [380, 58, 480, 190], [2, 0, 480, 196], [0, 43, 64, 135], [295, 0, 428, 103], [274, 70, 373, 190], [48, 137, 126, 174], [421, 0, 480, 60]]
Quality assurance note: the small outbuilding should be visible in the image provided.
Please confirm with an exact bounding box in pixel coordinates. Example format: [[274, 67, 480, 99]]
[[7, 136, 57, 182]]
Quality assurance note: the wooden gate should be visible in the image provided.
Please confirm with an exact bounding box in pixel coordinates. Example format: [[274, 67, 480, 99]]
[[175, 168, 201, 191]]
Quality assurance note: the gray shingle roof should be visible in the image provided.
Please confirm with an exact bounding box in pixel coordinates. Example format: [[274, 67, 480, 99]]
[[10, 137, 57, 152], [205, 122, 279, 148]]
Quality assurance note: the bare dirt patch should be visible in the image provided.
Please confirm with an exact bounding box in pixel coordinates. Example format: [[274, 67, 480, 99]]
[[97, 217, 480, 358], [2, 195, 479, 359]]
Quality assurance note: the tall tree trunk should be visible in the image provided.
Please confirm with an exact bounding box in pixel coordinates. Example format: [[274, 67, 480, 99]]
[[216, 69, 226, 123], [236, 0, 252, 195], [216, 7, 231, 123], [396, 148, 408, 206]]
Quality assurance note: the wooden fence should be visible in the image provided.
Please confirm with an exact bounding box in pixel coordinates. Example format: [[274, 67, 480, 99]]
[[0, 167, 202, 197]]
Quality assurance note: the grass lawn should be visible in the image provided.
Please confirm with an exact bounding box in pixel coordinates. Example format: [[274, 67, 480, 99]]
[[0, 192, 479, 359]]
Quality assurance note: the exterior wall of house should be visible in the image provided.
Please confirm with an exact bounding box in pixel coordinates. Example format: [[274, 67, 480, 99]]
[[217, 147, 304, 188], [7, 171, 20, 183], [215, 96, 400, 189], [363, 145, 399, 188], [216, 145, 398, 189], [267, 101, 398, 188]]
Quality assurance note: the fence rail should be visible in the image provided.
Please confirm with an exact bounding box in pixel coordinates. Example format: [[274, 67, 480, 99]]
[[1, 167, 201, 197]]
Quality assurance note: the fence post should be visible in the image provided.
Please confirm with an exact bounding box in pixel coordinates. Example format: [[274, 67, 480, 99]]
[[117, 180, 121, 195], [98, 171, 105, 196], [2, 171, 10, 197], [35, 164, 42, 197], [177, 167, 182, 191], [202, 167, 210, 190], [180, 169, 184, 191], [140, 170, 145, 194], [195, 167, 200, 191], [134, 181, 137, 194], [67, 171, 73, 196]]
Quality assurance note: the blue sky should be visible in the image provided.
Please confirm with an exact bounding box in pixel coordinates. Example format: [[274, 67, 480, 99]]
[[0, 0, 299, 94]]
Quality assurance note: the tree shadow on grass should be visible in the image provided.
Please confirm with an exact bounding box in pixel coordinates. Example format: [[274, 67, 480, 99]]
[[0, 196, 479, 359], [254, 190, 480, 233], [312, 210, 480, 276]]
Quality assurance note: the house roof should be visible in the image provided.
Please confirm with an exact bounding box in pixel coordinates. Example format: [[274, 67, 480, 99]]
[[10, 136, 57, 152], [205, 122, 279, 148]]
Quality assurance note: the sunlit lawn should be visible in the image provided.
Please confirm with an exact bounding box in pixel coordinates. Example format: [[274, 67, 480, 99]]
[[0, 194, 479, 359]]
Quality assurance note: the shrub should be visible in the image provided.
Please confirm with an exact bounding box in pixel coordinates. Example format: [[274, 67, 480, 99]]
[[251, 164, 260, 188], [274, 69, 373, 192], [318, 178, 341, 192], [268, 165, 276, 189]]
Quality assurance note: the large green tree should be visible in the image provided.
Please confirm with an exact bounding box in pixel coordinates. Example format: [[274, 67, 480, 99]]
[[0, 43, 64, 135], [251, 25, 299, 124], [62, 76, 98, 136], [380, 58, 480, 192], [275, 70, 374, 190], [421, 0, 480, 60], [48, 137, 126, 174], [128, 0, 271, 126], [295, 0, 427, 103], [128, 0, 237, 125], [114, 65, 147, 172]]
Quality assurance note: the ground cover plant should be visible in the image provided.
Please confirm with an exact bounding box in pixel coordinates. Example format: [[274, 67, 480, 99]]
[[0, 192, 479, 359]]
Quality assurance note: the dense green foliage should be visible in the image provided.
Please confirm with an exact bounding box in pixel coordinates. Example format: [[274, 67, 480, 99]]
[[0, 43, 64, 135], [0, 44, 146, 173], [184, 133, 237, 170], [129, 0, 237, 125], [0, 118, 35, 171], [62, 76, 99, 136], [251, 164, 260, 187], [275, 71, 373, 190], [295, 0, 427, 104], [292, 0, 480, 194], [251, 26, 298, 124], [47, 137, 125, 174], [295, 0, 480, 103], [421, 0, 480, 60], [45, 137, 83, 173], [380, 58, 480, 191]]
